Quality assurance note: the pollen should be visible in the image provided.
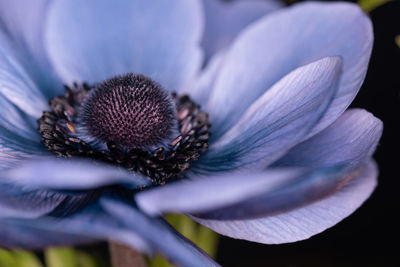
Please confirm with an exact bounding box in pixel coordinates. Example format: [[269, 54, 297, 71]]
[[66, 122, 76, 133]]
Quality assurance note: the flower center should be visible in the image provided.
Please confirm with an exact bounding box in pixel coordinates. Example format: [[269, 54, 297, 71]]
[[38, 73, 211, 185], [80, 74, 176, 149]]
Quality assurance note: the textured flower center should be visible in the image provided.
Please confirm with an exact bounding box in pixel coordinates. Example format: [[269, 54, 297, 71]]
[[38, 73, 211, 185], [81, 74, 176, 149]]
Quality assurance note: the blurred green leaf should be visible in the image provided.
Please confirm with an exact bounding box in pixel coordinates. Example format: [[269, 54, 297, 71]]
[[76, 251, 97, 267], [395, 35, 400, 48], [0, 249, 44, 267], [2, 247, 105, 267], [45, 247, 78, 267], [168, 214, 197, 241], [358, 0, 391, 12], [0, 249, 18, 267], [147, 254, 176, 267], [13, 251, 43, 267], [165, 214, 219, 258], [196, 226, 219, 259]]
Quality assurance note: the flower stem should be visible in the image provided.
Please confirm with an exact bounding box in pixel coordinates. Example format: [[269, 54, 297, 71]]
[[109, 242, 146, 267]]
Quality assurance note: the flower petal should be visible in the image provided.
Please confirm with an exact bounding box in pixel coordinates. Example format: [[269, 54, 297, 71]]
[[194, 160, 377, 244], [101, 198, 220, 267], [196, 56, 341, 173], [274, 109, 383, 170], [45, 0, 203, 92], [0, 130, 43, 159], [0, 0, 64, 98], [0, 33, 50, 118], [0, 95, 41, 142], [0, 148, 28, 170], [207, 2, 373, 138], [0, 182, 67, 219], [0, 0, 48, 60], [182, 50, 226, 106], [0, 203, 146, 251], [2, 199, 220, 266], [137, 109, 381, 220], [201, 0, 282, 61], [2, 157, 151, 190], [0, 220, 97, 249], [136, 167, 336, 217]]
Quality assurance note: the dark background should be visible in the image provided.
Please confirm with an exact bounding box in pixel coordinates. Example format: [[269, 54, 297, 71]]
[[217, 1, 400, 266]]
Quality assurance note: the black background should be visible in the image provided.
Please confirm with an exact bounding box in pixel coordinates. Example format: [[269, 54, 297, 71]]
[[217, 1, 400, 266]]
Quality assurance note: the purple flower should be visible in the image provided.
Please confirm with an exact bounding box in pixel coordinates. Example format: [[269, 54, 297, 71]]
[[0, 0, 382, 266]]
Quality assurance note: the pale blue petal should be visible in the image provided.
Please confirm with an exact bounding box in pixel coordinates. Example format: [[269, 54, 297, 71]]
[[196, 57, 341, 173], [0, 148, 28, 170], [0, 95, 40, 142], [207, 2, 373, 139], [191, 110, 382, 220], [0, 182, 66, 219], [136, 168, 315, 216], [0, 0, 49, 63], [0, 127, 45, 158], [101, 198, 220, 267], [0, 0, 64, 98], [194, 160, 377, 244], [137, 165, 353, 221], [274, 109, 383, 170], [45, 0, 204, 92], [2, 157, 151, 190], [194, 166, 347, 220], [0, 220, 97, 249], [0, 203, 148, 252], [0, 88, 49, 155], [0, 33, 50, 118], [181, 50, 226, 106], [3, 199, 220, 266], [202, 0, 282, 60]]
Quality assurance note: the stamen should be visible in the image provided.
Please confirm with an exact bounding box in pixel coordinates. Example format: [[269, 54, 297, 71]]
[[38, 74, 211, 185], [66, 122, 76, 133]]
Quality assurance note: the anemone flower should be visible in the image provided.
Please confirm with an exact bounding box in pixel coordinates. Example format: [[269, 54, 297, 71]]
[[0, 0, 382, 266]]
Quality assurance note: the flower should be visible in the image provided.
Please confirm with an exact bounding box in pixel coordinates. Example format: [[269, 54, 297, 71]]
[[0, 0, 382, 266]]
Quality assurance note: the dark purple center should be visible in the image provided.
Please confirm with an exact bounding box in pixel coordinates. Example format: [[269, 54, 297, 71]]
[[81, 74, 176, 149]]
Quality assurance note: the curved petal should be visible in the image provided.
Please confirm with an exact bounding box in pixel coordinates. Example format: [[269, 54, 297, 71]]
[[2, 157, 151, 190], [0, 203, 147, 252], [0, 183, 66, 219], [101, 198, 220, 267], [136, 167, 337, 217], [0, 130, 44, 158], [0, 220, 97, 249], [207, 2, 373, 139], [45, 0, 204, 92], [0, 32, 50, 118], [201, 0, 282, 61], [137, 108, 382, 220], [196, 56, 341, 173], [3, 199, 220, 267], [0, 0, 49, 60], [0, 0, 64, 98], [194, 160, 377, 244], [0, 95, 41, 142], [183, 50, 226, 106], [0, 148, 28, 170], [274, 109, 383, 170]]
